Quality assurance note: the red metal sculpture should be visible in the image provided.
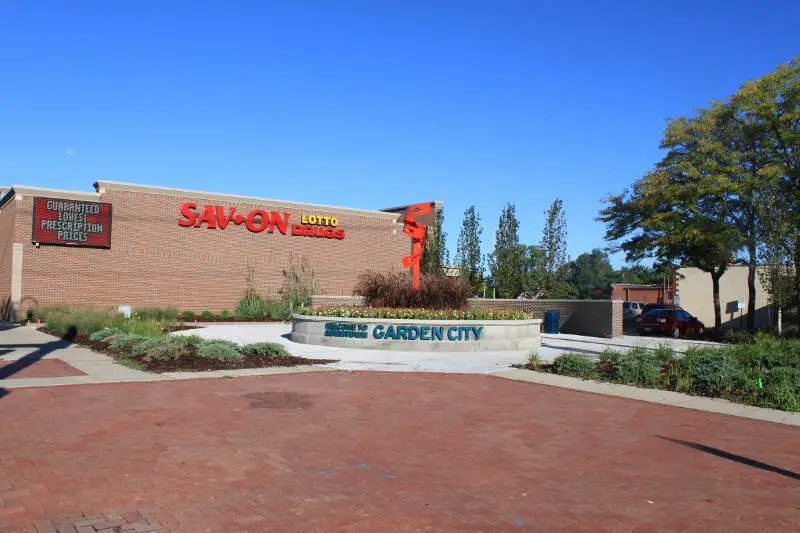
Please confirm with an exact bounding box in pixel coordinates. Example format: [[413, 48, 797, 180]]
[[401, 202, 432, 290]]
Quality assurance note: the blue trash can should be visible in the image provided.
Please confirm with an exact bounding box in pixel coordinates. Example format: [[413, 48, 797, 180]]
[[544, 310, 561, 334]]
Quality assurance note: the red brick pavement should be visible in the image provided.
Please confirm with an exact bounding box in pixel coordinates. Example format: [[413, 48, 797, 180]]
[[0, 359, 86, 379], [0, 372, 798, 532]]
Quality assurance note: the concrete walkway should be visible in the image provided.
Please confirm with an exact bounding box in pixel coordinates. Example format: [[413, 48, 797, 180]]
[[0, 325, 327, 389]]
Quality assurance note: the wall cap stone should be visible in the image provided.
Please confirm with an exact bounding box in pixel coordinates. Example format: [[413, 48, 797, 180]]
[[0, 186, 100, 208], [292, 313, 542, 326], [94, 180, 403, 220]]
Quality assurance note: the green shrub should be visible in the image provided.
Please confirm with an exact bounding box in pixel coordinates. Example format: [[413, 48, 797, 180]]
[[612, 347, 663, 386], [108, 334, 151, 353], [200, 310, 216, 319], [527, 350, 542, 369], [130, 336, 198, 362], [29, 305, 70, 323], [235, 293, 286, 320], [265, 299, 289, 320], [180, 310, 196, 319], [119, 318, 167, 337], [89, 328, 125, 342], [236, 293, 264, 318], [196, 340, 244, 362], [651, 343, 676, 364], [134, 307, 178, 321], [552, 353, 594, 375], [354, 271, 472, 310], [40, 306, 171, 339], [45, 307, 123, 337], [679, 347, 742, 393], [761, 367, 800, 411], [241, 342, 291, 358], [220, 309, 233, 318], [597, 348, 622, 368]]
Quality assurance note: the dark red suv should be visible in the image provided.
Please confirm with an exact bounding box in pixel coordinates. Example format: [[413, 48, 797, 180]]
[[636, 309, 705, 338]]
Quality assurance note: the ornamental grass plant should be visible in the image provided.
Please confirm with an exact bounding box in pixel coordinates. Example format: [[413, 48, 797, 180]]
[[355, 271, 472, 310]]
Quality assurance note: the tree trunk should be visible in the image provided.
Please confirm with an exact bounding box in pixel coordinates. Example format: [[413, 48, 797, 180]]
[[747, 241, 757, 330], [711, 271, 722, 329], [777, 306, 783, 336]]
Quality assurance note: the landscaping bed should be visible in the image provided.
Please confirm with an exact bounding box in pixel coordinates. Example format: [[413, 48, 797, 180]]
[[54, 330, 334, 372], [32, 305, 336, 373], [520, 336, 800, 412]]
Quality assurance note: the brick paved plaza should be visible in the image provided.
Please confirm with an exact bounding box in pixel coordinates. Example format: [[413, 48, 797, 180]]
[[1, 371, 798, 532]]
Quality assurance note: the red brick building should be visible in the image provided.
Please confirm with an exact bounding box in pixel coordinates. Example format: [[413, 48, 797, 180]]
[[0, 181, 421, 319], [611, 282, 675, 304]]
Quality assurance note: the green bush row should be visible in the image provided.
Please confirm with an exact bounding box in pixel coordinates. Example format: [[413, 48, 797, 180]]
[[89, 328, 291, 367], [549, 334, 800, 412], [35, 306, 171, 338]]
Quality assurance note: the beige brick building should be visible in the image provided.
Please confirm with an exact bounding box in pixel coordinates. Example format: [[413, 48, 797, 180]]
[[675, 266, 775, 330], [0, 181, 416, 318]]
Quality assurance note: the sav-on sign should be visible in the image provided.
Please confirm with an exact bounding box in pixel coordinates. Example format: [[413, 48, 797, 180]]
[[178, 203, 346, 239]]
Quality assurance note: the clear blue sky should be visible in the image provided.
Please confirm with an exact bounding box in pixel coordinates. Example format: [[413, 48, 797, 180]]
[[1, 1, 797, 267]]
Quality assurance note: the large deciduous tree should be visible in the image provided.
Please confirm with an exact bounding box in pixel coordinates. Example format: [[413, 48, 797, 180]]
[[567, 249, 615, 299], [733, 57, 800, 330], [489, 202, 522, 298], [600, 109, 742, 328], [455, 206, 484, 291]]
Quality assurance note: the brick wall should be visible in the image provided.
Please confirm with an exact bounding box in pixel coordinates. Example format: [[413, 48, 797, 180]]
[[308, 295, 624, 338], [611, 285, 663, 304], [13, 183, 411, 313], [470, 299, 623, 338], [310, 295, 365, 307]]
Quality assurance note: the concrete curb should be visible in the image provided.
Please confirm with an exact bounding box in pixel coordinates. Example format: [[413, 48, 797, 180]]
[[493, 368, 800, 427]]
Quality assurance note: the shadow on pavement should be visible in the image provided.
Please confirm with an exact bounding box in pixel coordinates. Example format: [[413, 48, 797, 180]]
[[657, 436, 800, 481], [0, 326, 76, 383]]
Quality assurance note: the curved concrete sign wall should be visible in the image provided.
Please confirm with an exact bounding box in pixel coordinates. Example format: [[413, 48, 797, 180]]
[[291, 314, 542, 352]]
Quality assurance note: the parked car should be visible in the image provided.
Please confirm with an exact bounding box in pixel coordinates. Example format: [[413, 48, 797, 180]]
[[641, 303, 682, 314], [623, 301, 646, 319], [636, 308, 704, 338], [634, 303, 683, 325]]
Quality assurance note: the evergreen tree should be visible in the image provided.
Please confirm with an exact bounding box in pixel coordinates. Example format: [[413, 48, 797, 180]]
[[421, 205, 449, 276], [455, 206, 484, 290], [489, 203, 523, 298]]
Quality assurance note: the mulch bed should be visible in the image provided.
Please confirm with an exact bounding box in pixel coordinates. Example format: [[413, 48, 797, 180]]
[[145, 349, 336, 373], [43, 330, 336, 373]]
